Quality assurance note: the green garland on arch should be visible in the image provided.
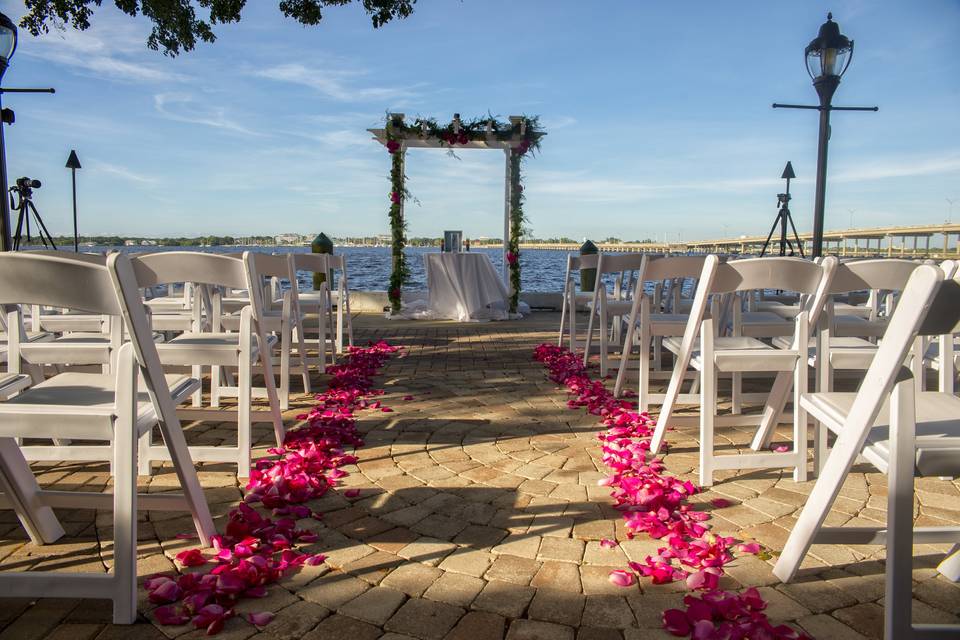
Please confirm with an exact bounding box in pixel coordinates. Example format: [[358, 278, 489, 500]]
[[383, 113, 544, 314]]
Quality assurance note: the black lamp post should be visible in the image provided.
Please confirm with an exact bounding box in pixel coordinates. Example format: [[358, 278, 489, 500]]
[[0, 11, 17, 252], [806, 13, 852, 258], [773, 13, 877, 258]]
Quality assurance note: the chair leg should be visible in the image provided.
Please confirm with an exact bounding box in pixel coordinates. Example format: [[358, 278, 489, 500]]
[[773, 402, 873, 582], [938, 544, 960, 582], [294, 322, 312, 394], [0, 438, 65, 544], [750, 371, 791, 451], [137, 428, 152, 476], [583, 303, 597, 365], [613, 319, 635, 399], [238, 350, 252, 479], [699, 364, 716, 488], [210, 365, 221, 408], [191, 364, 203, 407], [638, 328, 651, 414], [793, 364, 808, 483], [317, 299, 328, 373], [279, 326, 291, 411], [558, 287, 568, 347], [885, 379, 916, 640], [598, 302, 609, 376], [731, 372, 742, 414], [112, 378, 138, 624]]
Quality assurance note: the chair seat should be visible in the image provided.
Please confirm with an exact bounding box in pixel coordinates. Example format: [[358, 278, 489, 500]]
[[664, 336, 800, 372], [833, 314, 887, 338], [756, 301, 802, 319], [20, 333, 113, 365], [0, 372, 198, 440], [737, 312, 794, 337], [158, 332, 277, 365], [924, 339, 960, 370], [801, 391, 960, 477], [34, 313, 106, 333], [646, 313, 689, 334], [586, 299, 632, 316], [772, 335, 879, 370]]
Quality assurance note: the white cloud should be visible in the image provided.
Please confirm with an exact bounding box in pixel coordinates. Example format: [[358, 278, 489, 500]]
[[87, 160, 159, 185], [22, 20, 188, 84], [154, 93, 261, 136], [253, 63, 412, 103], [832, 152, 960, 183]]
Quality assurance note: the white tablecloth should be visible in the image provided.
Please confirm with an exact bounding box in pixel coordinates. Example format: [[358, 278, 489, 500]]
[[424, 253, 510, 321]]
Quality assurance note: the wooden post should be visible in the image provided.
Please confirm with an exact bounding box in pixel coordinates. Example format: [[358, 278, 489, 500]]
[[503, 148, 511, 288]]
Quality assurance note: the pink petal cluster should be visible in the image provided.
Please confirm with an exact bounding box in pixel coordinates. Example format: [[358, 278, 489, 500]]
[[386, 140, 401, 154], [533, 344, 809, 640], [662, 589, 812, 639], [146, 341, 400, 634]]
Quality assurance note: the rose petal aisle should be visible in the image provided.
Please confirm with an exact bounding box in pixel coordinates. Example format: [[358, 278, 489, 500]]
[[533, 343, 812, 640], [145, 341, 400, 635]]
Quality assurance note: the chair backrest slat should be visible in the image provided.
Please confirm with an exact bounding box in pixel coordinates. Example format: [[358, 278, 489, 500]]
[[130, 252, 247, 290], [830, 258, 921, 294], [0, 253, 122, 315], [710, 257, 826, 295], [918, 279, 960, 336], [642, 255, 708, 282], [596, 253, 646, 275]]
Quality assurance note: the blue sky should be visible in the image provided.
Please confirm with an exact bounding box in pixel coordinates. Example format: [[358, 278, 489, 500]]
[[1, 0, 958, 241]]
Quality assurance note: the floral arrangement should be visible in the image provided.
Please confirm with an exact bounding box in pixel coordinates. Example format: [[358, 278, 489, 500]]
[[383, 113, 544, 313], [533, 343, 812, 640]]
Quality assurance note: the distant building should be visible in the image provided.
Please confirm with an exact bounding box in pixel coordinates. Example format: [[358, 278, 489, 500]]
[[274, 234, 302, 245], [124, 240, 137, 246]]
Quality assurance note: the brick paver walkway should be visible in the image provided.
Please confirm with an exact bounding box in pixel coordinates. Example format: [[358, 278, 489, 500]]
[[1, 312, 958, 639]]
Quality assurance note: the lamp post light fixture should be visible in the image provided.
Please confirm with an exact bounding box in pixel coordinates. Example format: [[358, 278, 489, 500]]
[[0, 11, 17, 252], [773, 13, 877, 258]]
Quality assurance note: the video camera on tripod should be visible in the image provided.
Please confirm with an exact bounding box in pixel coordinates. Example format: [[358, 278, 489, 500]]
[[760, 162, 804, 258], [10, 174, 56, 250]]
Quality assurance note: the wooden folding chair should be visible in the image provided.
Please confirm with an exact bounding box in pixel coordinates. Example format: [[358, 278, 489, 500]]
[[0, 252, 215, 623], [650, 256, 837, 486], [774, 262, 960, 639], [613, 255, 707, 410], [583, 253, 646, 377], [558, 253, 600, 352], [129, 252, 283, 478]]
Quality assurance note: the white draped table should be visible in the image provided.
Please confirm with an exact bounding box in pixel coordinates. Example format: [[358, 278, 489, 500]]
[[424, 253, 510, 322]]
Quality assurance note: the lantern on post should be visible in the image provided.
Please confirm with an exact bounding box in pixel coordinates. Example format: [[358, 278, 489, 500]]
[[772, 13, 876, 258]]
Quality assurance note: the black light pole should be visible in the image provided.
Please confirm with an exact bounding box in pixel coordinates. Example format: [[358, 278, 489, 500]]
[[0, 12, 17, 252], [66, 149, 81, 251], [773, 13, 877, 258]]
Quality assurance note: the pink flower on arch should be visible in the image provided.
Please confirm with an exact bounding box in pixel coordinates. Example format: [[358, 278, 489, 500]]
[[506, 251, 519, 266]]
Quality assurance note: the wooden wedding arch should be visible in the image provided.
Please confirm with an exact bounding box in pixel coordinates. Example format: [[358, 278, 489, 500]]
[[369, 113, 544, 313]]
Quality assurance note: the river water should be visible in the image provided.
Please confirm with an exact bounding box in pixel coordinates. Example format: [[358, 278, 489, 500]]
[[106, 245, 574, 292]]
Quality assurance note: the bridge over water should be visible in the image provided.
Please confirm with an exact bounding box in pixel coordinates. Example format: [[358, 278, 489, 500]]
[[520, 222, 960, 259]]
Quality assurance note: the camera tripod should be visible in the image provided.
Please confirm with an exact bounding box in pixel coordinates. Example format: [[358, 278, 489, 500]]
[[760, 162, 804, 258], [11, 181, 56, 250]]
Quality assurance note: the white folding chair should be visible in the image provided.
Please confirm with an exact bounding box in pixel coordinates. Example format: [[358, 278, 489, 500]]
[[238, 252, 312, 407], [774, 262, 960, 639], [650, 256, 837, 487], [130, 252, 283, 478], [0, 252, 215, 624], [558, 253, 600, 352], [750, 259, 928, 462], [583, 253, 646, 377], [293, 253, 339, 367], [613, 255, 707, 411]]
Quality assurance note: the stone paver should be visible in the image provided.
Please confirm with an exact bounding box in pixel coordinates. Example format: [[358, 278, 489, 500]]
[[2, 312, 958, 640]]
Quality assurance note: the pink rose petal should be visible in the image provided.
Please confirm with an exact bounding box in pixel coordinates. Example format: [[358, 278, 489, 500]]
[[608, 569, 635, 587], [247, 611, 275, 626], [599, 538, 619, 549]]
